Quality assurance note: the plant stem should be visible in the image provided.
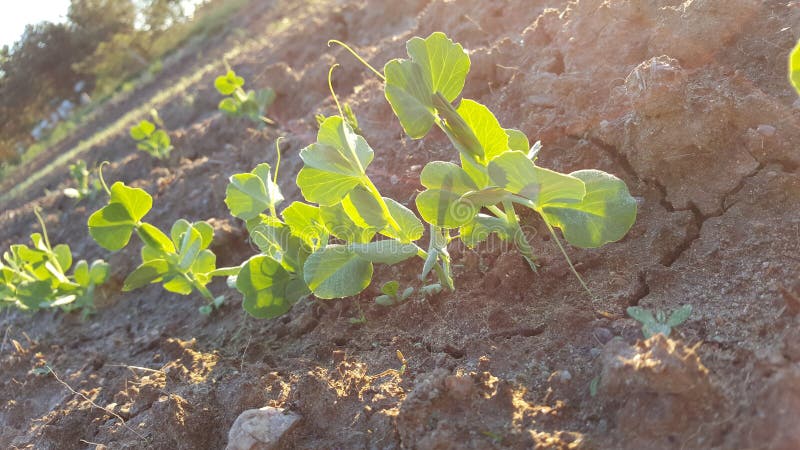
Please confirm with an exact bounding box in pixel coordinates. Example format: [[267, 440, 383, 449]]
[[544, 221, 594, 298], [327, 40, 386, 82], [414, 245, 453, 291], [502, 200, 537, 270]]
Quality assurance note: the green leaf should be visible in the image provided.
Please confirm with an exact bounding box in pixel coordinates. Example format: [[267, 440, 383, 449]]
[[381, 280, 400, 296], [236, 255, 309, 318], [460, 187, 510, 208], [296, 168, 363, 206], [626, 306, 655, 325], [381, 198, 424, 243], [302, 117, 373, 175], [226, 164, 285, 220], [667, 305, 692, 327], [138, 223, 175, 259], [73, 260, 90, 287], [176, 225, 203, 271], [88, 183, 153, 251], [790, 39, 800, 95], [215, 70, 244, 95], [162, 274, 193, 295], [488, 151, 585, 207], [282, 202, 327, 249], [506, 129, 529, 153], [123, 260, 169, 291], [191, 249, 217, 276], [415, 189, 477, 228], [303, 245, 372, 299], [384, 32, 470, 139], [130, 120, 155, 140], [52, 244, 72, 272], [219, 97, 239, 114], [342, 186, 389, 231], [454, 99, 508, 162], [374, 294, 395, 306], [420, 161, 477, 192], [416, 162, 479, 228], [384, 59, 436, 139], [407, 32, 471, 102], [151, 130, 171, 151], [89, 260, 110, 285], [540, 170, 637, 248], [461, 214, 509, 248], [320, 203, 375, 244], [347, 240, 418, 264], [296, 117, 374, 205]]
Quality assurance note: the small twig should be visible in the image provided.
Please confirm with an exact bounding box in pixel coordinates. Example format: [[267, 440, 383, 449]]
[[46, 365, 147, 441], [240, 335, 252, 373], [107, 364, 166, 375], [1, 317, 10, 354]]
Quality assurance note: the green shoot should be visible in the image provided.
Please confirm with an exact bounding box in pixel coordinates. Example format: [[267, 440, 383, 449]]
[[63, 160, 103, 201], [1, 208, 110, 315], [129, 110, 173, 160], [627, 304, 693, 338], [215, 67, 275, 125], [374, 280, 414, 306], [88, 177, 238, 313]]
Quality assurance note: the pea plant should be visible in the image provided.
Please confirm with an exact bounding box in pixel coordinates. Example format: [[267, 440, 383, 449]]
[[224, 125, 451, 319], [1, 208, 110, 315], [374, 280, 414, 306], [332, 32, 637, 291], [88, 172, 238, 314], [627, 305, 692, 338], [63, 160, 102, 201], [129, 110, 173, 160], [215, 67, 275, 125], [216, 32, 637, 320]]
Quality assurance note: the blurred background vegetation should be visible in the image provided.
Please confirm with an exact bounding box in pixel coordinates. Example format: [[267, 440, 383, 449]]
[[0, 0, 249, 169]]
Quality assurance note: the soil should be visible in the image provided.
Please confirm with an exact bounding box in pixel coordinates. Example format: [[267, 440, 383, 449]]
[[2, 0, 800, 448]]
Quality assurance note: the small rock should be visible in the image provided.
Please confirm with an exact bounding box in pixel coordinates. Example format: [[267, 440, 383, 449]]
[[593, 327, 613, 344], [226, 406, 301, 450], [756, 124, 776, 137]]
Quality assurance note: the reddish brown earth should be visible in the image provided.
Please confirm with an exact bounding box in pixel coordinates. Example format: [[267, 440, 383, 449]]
[[2, 0, 800, 448]]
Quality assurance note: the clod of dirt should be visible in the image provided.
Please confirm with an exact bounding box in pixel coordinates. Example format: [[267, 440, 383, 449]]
[[598, 335, 723, 446], [733, 365, 800, 449], [225, 406, 301, 450]]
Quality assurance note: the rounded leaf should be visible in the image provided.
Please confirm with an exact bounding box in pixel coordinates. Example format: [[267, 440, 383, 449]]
[[540, 170, 637, 248], [303, 245, 372, 299], [236, 255, 309, 319]]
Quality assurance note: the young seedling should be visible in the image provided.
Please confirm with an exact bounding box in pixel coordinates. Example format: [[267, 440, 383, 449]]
[[223, 71, 454, 319], [215, 66, 275, 125], [331, 32, 638, 293], [374, 280, 414, 306], [1, 208, 110, 315], [129, 110, 173, 160], [627, 304, 692, 338], [63, 160, 102, 201], [88, 168, 237, 314]]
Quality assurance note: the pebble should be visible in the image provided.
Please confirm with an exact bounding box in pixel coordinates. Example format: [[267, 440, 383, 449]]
[[226, 406, 301, 450], [756, 124, 776, 137]]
